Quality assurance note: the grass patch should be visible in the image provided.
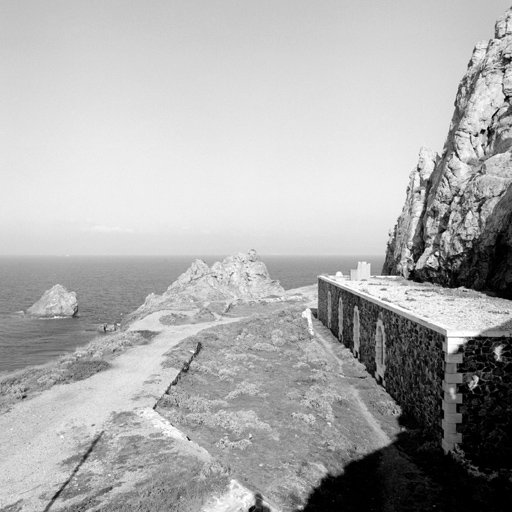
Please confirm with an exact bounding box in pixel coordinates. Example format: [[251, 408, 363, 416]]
[[154, 305, 512, 511], [156, 305, 369, 510], [159, 307, 217, 326], [159, 312, 189, 325], [106, 461, 230, 512], [161, 337, 201, 370], [59, 454, 230, 512]]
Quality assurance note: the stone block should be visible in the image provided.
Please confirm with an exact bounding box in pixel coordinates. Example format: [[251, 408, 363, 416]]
[[444, 362, 458, 373], [442, 400, 458, 413], [444, 432, 462, 444], [444, 372, 463, 383], [443, 413, 462, 424], [442, 381, 458, 394], [444, 352, 463, 363], [442, 439, 454, 453], [444, 391, 463, 404], [443, 340, 466, 354], [442, 419, 458, 433]]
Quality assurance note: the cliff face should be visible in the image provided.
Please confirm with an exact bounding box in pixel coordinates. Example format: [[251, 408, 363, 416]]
[[382, 147, 438, 277], [384, 8, 512, 297]]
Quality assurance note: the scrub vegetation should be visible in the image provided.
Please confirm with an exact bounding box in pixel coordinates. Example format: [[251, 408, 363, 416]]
[[0, 330, 158, 412], [157, 305, 384, 509], [154, 305, 512, 511]]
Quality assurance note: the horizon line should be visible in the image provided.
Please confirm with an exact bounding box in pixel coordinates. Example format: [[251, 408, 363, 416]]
[[0, 253, 386, 258]]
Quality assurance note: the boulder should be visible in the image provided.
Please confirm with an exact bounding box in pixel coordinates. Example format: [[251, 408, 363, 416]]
[[123, 250, 284, 325], [383, 7, 512, 297], [27, 284, 78, 318]]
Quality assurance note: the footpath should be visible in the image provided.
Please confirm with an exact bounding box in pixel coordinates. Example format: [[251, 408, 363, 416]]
[[2, 287, 501, 512], [0, 313, 242, 512]]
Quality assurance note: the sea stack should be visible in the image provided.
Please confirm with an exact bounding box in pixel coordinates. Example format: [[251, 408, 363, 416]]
[[383, 7, 512, 298], [27, 284, 78, 318]]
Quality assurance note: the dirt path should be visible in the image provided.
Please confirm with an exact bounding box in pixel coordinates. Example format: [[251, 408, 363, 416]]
[[310, 318, 442, 512], [0, 313, 241, 512], [2, 292, 491, 512], [313, 320, 391, 450]]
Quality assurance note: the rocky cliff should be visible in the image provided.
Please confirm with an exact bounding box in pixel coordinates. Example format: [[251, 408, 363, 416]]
[[384, 7, 512, 297], [123, 250, 285, 325]]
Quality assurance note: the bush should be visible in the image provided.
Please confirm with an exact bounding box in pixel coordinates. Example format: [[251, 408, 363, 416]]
[[62, 359, 111, 383]]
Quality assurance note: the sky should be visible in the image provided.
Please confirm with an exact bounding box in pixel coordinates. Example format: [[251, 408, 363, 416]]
[[1, 0, 511, 256]]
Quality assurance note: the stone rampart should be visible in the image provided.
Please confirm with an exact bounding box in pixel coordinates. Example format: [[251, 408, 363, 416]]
[[318, 277, 444, 439], [318, 276, 512, 468]]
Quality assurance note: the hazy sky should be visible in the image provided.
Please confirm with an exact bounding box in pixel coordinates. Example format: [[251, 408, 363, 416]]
[[1, 1, 511, 256]]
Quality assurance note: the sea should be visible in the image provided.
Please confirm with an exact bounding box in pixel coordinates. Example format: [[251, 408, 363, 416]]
[[0, 255, 384, 374]]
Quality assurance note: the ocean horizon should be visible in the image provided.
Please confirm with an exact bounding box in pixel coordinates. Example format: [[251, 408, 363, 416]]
[[0, 254, 385, 373]]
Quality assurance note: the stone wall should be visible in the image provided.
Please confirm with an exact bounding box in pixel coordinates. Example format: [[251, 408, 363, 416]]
[[318, 277, 512, 467], [318, 278, 445, 439], [458, 337, 512, 467]]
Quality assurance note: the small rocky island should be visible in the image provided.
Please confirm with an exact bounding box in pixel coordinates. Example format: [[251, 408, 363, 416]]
[[26, 284, 78, 318]]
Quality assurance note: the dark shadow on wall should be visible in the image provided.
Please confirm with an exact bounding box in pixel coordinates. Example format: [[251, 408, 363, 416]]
[[306, 309, 512, 511], [455, 331, 512, 469], [292, 422, 512, 512], [313, 277, 512, 511]]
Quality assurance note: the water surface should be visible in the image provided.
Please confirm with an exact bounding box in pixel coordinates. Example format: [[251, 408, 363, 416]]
[[0, 255, 384, 372]]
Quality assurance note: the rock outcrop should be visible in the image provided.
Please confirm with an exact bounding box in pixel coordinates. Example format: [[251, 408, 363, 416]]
[[27, 284, 78, 318], [123, 250, 285, 325], [384, 7, 512, 297]]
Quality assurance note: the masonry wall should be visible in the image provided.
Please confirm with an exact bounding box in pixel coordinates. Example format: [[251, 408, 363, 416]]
[[458, 337, 512, 467], [318, 278, 445, 439]]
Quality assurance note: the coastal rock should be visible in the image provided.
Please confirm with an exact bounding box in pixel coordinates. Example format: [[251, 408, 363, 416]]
[[123, 250, 285, 324], [383, 7, 512, 297], [382, 147, 438, 278], [27, 284, 78, 318]]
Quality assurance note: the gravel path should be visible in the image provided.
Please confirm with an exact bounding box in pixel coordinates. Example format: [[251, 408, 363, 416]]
[[0, 313, 240, 512]]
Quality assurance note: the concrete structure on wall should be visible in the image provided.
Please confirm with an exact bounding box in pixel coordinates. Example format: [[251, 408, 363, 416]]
[[349, 261, 371, 281], [318, 275, 512, 468]]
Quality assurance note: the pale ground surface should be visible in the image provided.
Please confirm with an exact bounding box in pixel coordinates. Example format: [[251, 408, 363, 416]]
[[0, 312, 242, 512], [0, 284, 412, 512]]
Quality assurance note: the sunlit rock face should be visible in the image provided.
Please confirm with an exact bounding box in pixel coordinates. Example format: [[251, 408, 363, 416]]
[[27, 284, 78, 318], [123, 250, 285, 324], [383, 147, 438, 278], [384, 7, 512, 297]]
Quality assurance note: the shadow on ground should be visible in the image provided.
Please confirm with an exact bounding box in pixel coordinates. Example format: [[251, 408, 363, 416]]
[[293, 417, 512, 512]]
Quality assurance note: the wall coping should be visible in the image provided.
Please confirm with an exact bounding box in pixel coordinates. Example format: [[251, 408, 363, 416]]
[[318, 276, 512, 338]]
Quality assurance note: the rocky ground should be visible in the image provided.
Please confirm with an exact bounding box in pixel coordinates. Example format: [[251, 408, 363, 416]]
[[337, 275, 512, 332], [0, 284, 510, 511], [0, 311, 243, 512]]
